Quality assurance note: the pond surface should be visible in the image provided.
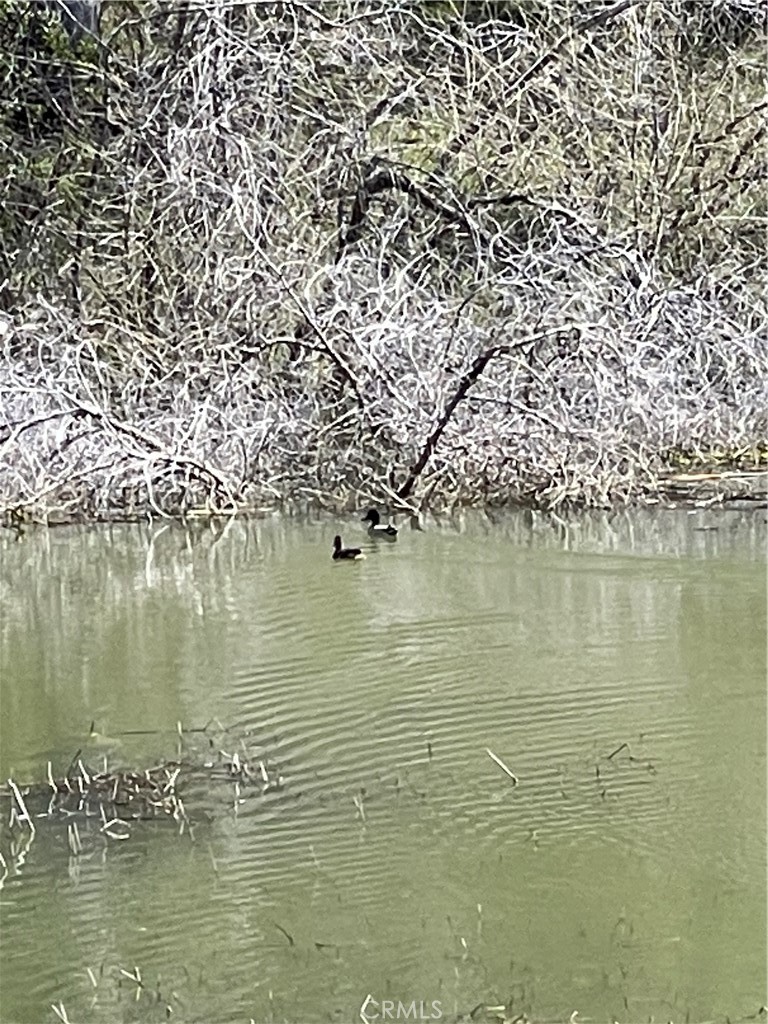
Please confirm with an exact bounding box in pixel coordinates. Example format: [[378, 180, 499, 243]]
[[0, 510, 765, 1024]]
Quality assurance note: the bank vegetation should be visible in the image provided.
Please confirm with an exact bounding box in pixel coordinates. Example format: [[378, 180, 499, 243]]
[[0, 0, 766, 523]]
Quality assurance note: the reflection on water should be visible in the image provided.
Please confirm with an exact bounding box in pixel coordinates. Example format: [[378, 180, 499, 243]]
[[0, 510, 765, 1023]]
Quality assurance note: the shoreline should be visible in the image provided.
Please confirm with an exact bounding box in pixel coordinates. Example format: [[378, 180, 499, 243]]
[[2, 466, 765, 531]]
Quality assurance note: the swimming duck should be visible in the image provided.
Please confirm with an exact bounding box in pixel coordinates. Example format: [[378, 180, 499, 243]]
[[361, 508, 398, 539], [333, 535, 365, 561]]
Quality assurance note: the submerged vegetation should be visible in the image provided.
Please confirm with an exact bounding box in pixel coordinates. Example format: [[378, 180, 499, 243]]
[[0, 722, 282, 867], [0, 0, 766, 521]]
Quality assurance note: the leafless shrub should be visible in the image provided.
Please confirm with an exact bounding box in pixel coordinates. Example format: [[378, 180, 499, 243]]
[[0, 0, 765, 519]]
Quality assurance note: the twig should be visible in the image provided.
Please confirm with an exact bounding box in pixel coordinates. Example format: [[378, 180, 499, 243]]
[[486, 749, 519, 786]]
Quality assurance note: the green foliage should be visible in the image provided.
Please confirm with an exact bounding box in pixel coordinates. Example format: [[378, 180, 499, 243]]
[[0, 0, 105, 307]]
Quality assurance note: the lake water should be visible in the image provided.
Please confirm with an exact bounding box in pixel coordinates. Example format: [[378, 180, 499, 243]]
[[0, 510, 765, 1024]]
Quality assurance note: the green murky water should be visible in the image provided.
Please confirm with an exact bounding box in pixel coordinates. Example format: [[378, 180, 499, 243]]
[[0, 510, 765, 1023]]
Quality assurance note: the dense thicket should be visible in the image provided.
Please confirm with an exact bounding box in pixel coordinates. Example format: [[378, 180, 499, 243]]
[[0, 0, 766, 520]]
